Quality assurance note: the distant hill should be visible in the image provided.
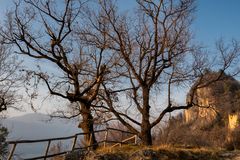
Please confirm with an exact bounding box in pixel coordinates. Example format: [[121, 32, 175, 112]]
[[2, 113, 81, 159]]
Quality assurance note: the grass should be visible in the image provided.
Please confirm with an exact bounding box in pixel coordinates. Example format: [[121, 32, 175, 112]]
[[88, 144, 228, 160], [52, 144, 238, 160], [97, 144, 221, 153]]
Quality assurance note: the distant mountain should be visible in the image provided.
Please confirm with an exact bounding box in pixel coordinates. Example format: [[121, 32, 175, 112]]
[[2, 113, 81, 159]]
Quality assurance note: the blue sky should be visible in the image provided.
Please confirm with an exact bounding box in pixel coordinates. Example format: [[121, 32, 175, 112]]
[[0, 0, 240, 117], [193, 0, 240, 48], [1, 0, 240, 52], [117, 0, 240, 49]]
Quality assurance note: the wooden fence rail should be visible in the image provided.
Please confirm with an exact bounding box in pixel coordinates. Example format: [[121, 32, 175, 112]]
[[6, 128, 138, 160]]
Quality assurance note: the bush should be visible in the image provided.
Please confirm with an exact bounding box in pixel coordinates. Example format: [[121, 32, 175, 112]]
[[157, 114, 228, 148], [225, 127, 240, 150], [0, 125, 8, 158]]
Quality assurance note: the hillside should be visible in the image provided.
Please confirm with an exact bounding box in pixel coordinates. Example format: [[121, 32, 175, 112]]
[[64, 145, 240, 160]]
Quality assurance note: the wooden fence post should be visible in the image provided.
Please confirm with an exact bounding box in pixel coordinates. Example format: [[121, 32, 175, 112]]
[[134, 135, 137, 144], [71, 135, 78, 151], [103, 129, 108, 148], [7, 143, 17, 160], [121, 130, 123, 145], [44, 140, 51, 160], [88, 133, 92, 151]]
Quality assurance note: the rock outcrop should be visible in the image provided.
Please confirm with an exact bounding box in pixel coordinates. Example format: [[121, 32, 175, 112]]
[[184, 71, 240, 131]]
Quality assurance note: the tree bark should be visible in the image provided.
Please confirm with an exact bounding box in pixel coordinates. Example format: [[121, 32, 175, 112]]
[[140, 121, 152, 145], [78, 103, 98, 150], [140, 86, 153, 145]]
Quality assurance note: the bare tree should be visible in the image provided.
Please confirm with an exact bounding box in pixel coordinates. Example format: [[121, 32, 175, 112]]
[[0, 38, 20, 160], [79, 0, 240, 145], [0, 41, 21, 113], [0, 0, 113, 149]]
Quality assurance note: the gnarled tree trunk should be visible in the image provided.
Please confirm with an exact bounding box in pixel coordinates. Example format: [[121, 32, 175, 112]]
[[140, 121, 152, 145], [140, 87, 152, 145], [78, 103, 98, 150]]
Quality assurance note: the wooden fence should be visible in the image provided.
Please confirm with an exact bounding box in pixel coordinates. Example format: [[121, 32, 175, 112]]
[[6, 128, 138, 160]]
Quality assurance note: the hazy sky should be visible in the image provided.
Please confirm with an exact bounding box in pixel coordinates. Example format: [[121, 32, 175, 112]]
[[0, 0, 240, 117]]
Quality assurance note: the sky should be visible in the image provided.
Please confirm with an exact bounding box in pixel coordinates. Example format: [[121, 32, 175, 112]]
[[193, 0, 240, 48], [0, 0, 240, 117], [1, 0, 240, 46]]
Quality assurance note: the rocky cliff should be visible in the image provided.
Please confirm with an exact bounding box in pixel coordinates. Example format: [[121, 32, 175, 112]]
[[184, 71, 240, 130]]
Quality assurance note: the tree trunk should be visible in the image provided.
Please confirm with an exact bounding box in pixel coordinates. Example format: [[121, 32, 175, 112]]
[[140, 86, 152, 145], [78, 103, 98, 150], [140, 121, 152, 145]]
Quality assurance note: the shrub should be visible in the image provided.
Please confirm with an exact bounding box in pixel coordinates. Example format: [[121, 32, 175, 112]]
[[0, 125, 8, 158], [158, 114, 228, 148]]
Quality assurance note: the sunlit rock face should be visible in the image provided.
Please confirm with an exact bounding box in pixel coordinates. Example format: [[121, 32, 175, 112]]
[[184, 71, 240, 130], [228, 113, 238, 131], [185, 87, 218, 128]]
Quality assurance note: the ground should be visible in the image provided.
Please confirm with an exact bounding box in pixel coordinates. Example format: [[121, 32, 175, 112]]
[[62, 145, 240, 160]]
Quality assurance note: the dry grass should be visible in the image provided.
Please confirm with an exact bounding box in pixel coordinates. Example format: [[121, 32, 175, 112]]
[[50, 155, 65, 160], [97, 143, 221, 153], [90, 144, 223, 160], [50, 144, 240, 160], [96, 144, 142, 154]]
